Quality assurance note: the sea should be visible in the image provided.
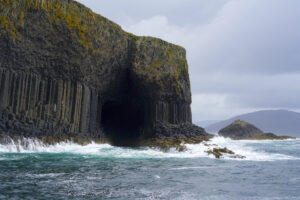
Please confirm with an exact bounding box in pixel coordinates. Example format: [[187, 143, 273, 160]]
[[0, 136, 300, 200]]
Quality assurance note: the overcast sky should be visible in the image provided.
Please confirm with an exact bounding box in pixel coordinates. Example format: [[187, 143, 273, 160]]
[[77, 0, 300, 122]]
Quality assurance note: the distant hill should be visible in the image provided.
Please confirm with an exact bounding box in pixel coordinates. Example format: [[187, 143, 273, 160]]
[[195, 120, 221, 128], [205, 110, 300, 137]]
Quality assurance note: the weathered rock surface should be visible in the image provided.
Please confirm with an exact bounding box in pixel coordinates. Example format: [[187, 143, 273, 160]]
[[0, 0, 209, 145], [219, 120, 294, 140]]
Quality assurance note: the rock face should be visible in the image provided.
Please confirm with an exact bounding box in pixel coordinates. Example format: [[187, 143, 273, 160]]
[[219, 120, 293, 140], [0, 0, 207, 144]]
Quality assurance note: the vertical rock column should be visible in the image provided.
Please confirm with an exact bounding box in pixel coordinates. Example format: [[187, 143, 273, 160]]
[[155, 101, 192, 124], [0, 68, 94, 136]]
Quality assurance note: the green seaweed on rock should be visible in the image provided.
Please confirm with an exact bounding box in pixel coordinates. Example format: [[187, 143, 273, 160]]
[[143, 137, 210, 152], [206, 147, 235, 158]]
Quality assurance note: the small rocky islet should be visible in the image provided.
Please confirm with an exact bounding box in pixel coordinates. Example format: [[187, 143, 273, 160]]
[[218, 120, 294, 140], [0, 0, 294, 159]]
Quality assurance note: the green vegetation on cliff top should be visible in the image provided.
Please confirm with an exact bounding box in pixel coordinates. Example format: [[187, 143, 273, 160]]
[[133, 36, 189, 96], [0, 0, 124, 53]]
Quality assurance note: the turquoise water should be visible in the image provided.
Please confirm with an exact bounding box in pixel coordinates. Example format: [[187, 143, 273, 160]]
[[0, 137, 300, 200]]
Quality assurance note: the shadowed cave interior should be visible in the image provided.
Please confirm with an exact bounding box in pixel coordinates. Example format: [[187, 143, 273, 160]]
[[101, 100, 145, 145]]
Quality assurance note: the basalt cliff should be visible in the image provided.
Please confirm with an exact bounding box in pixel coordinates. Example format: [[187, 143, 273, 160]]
[[0, 0, 209, 146]]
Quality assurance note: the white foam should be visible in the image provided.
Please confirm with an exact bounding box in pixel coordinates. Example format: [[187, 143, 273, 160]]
[[154, 175, 160, 179], [169, 166, 218, 170], [25, 173, 65, 178], [196, 136, 299, 161], [0, 136, 299, 161]]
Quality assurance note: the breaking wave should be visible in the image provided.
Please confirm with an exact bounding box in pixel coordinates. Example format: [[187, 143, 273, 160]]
[[0, 136, 299, 161]]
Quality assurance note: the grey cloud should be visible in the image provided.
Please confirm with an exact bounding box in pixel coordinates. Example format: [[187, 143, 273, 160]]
[[187, 0, 300, 75], [191, 73, 300, 94], [76, 0, 229, 26]]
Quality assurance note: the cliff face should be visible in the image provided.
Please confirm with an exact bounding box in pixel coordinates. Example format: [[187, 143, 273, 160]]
[[0, 0, 205, 144]]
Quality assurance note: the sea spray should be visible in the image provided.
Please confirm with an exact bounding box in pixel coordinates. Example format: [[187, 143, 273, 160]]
[[0, 136, 299, 161], [1, 139, 300, 200]]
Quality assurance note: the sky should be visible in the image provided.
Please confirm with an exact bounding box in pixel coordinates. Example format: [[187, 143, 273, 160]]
[[76, 0, 300, 122]]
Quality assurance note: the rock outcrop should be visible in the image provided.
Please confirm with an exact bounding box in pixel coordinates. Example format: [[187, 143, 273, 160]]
[[219, 120, 294, 140], [0, 0, 209, 145]]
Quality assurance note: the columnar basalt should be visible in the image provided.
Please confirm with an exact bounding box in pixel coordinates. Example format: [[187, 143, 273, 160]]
[[0, 0, 208, 145]]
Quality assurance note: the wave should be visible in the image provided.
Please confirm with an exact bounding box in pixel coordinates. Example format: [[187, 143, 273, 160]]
[[198, 136, 300, 161], [0, 136, 299, 161]]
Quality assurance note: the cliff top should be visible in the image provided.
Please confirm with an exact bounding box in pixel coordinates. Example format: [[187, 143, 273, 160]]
[[0, 0, 186, 54], [0, 0, 122, 49], [0, 0, 190, 101]]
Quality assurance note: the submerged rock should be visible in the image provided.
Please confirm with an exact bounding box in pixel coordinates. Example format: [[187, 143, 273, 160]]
[[205, 147, 246, 159], [206, 147, 234, 158], [144, 136, 212, 152], [0, 0, 210, 146], [219, 120, 294, 140]]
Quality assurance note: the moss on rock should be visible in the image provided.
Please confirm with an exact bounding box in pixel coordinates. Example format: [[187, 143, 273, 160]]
[[206, 147, 235, 158], [142, 137, 210, 152], [132, 36, 190, 101], [0, 0, 126, 52]]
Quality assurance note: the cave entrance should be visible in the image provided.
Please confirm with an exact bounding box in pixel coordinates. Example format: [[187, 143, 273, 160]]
[[101, 101, 144, 146]]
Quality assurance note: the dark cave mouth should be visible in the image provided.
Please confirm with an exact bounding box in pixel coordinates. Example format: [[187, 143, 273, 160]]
[[101, 101, 144, 145]]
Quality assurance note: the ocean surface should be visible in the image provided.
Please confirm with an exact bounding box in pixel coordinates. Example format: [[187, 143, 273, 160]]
[[0, 136, 300, 200]]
